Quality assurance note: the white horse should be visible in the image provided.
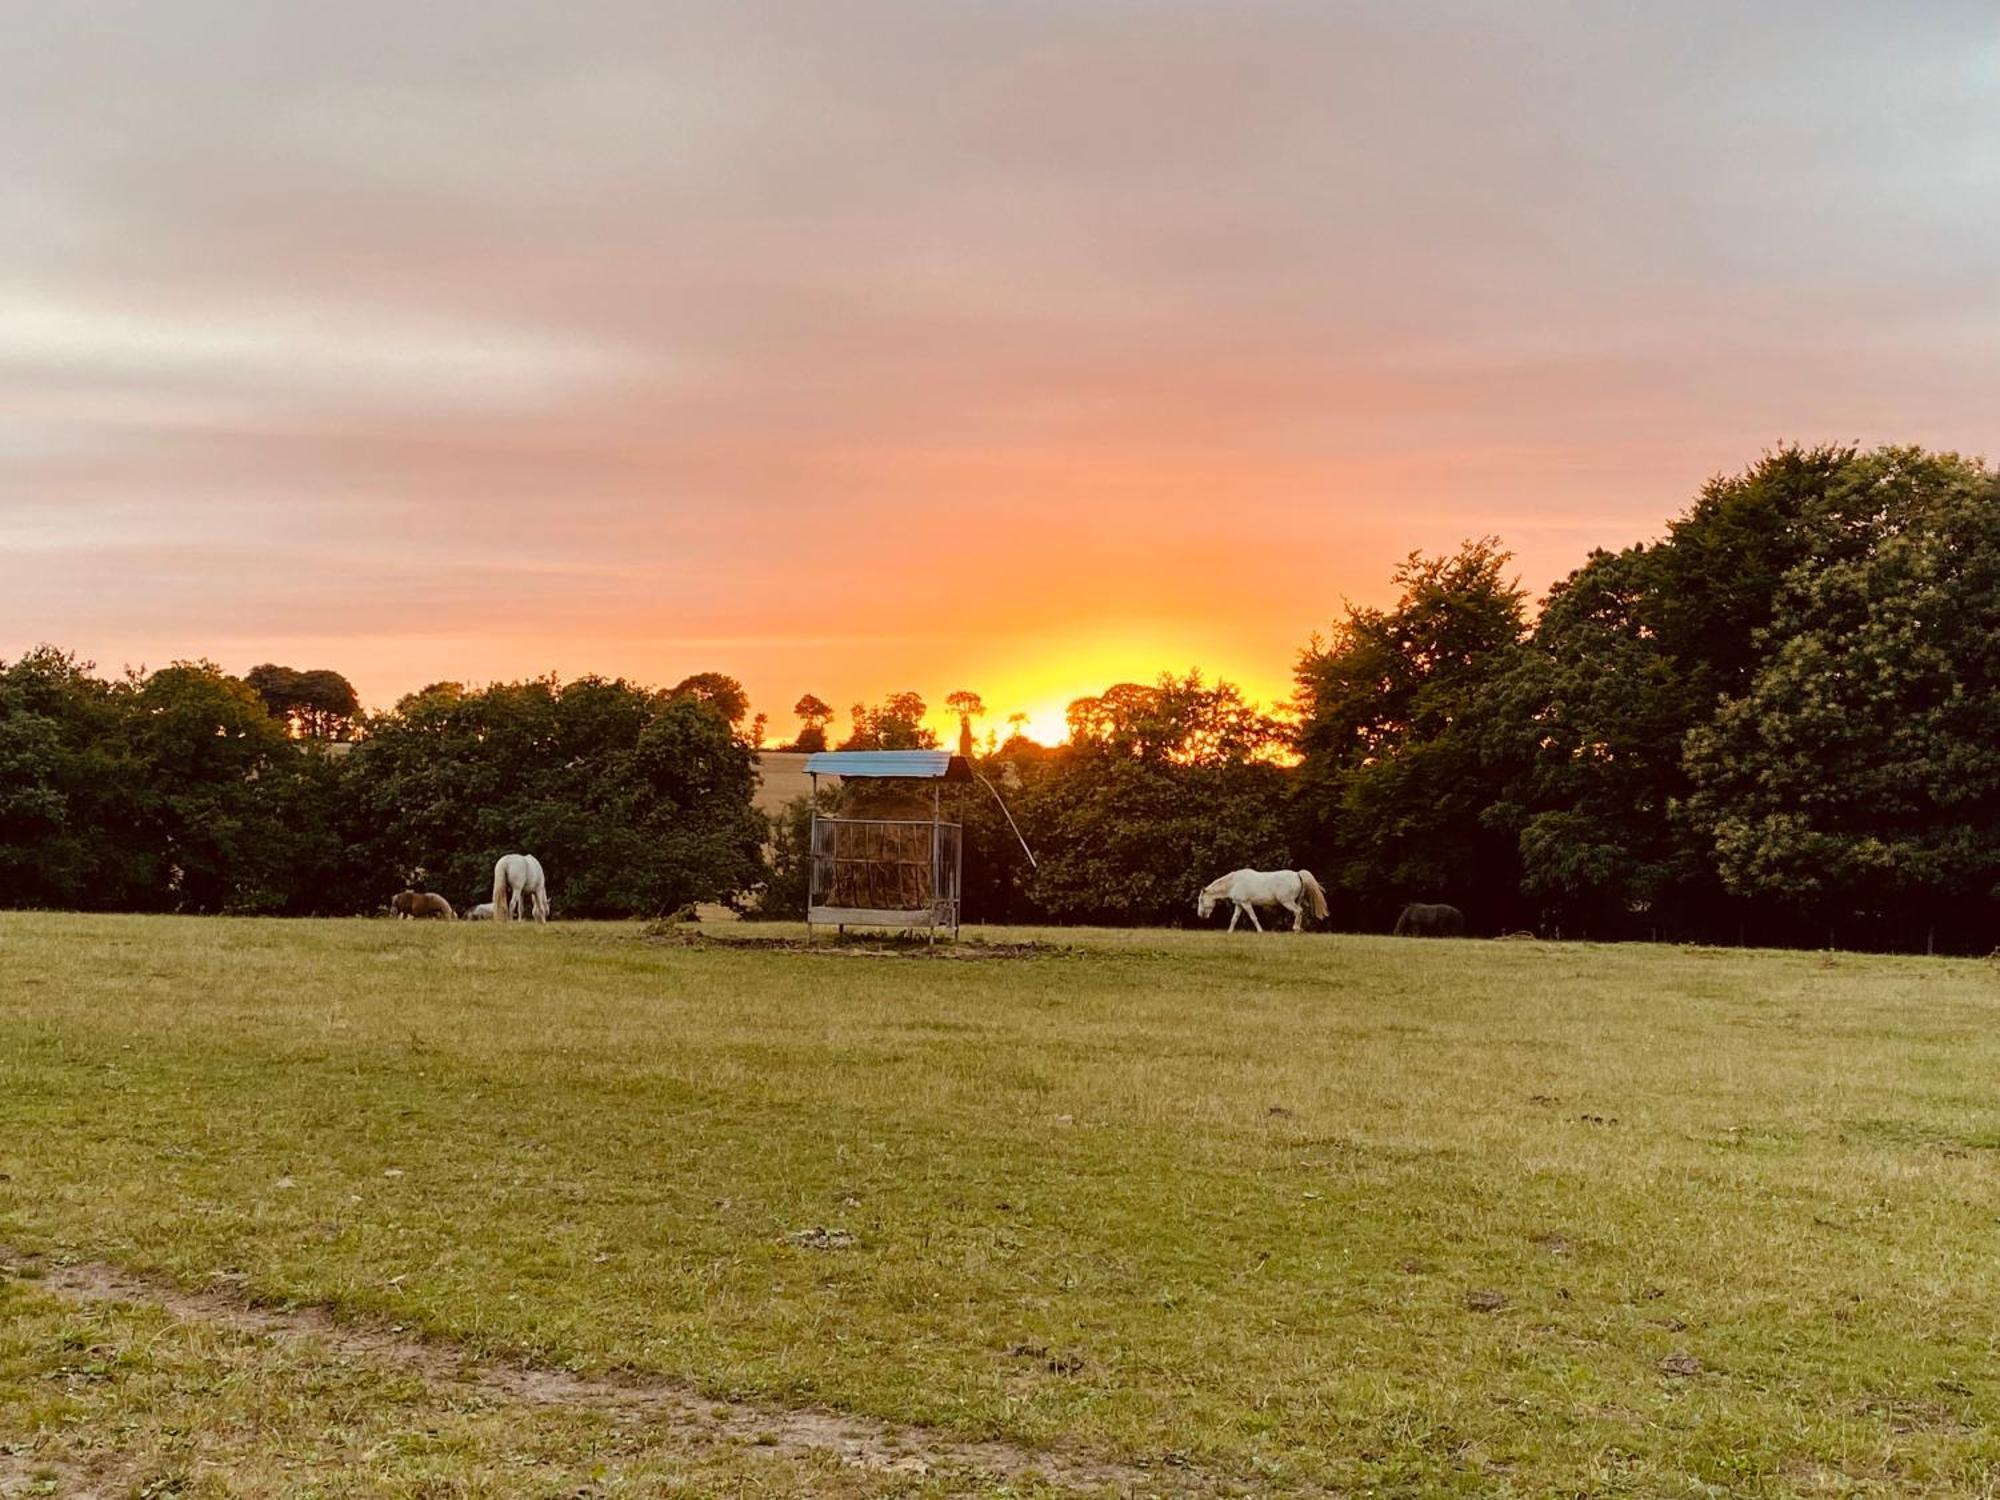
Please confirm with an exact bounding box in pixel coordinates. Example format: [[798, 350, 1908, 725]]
[[1196, 869, 1329, 932], [491, 853, 549, 924], [465, 902, 496, 921]]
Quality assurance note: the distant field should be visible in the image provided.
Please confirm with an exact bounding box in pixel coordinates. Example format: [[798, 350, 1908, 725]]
[[754, 748, 815, 816], [3, 915, 1998, 1497]]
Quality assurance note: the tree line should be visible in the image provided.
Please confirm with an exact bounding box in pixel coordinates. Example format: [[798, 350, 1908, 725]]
[[0, 662, 766, 917], [2, 444, 1993, 949], [914, 443, 1993, 952]]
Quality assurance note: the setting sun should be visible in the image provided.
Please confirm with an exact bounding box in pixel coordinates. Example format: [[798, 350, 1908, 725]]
[[889, 622, 1298, 750]]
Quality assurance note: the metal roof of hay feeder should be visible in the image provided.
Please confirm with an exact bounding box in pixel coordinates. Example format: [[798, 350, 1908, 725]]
[[803, 750, 973, 780]]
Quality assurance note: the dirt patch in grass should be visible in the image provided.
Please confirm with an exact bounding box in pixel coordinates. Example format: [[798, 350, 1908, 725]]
[[0, 1451, 121, 1500], [649, 931, 1072, 961], [784, 1225, 859, 1251], [3, 1250, 1232, 1496]]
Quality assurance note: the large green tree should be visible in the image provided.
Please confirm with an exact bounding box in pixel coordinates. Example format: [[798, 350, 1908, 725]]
[[345, 674, 766, 917], [1292, 539, 1529, 928], [1021, 674, 1289, 925], [125, 661, 318, 913], [0, 652, 347, 914], [0, 648, 151, 908], [1476, 445, 1991, 941], [1475, 546, 1711, 935], [1684, 463, 1998, 948]]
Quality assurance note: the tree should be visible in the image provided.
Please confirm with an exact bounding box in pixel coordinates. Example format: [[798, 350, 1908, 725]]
[[841, 692, 938, 750], [669, 672, 750, 726], [125, 661, 309, 912], [345, 674, 766, 917], [0, 652, 348, 914], [1684, 460, 1998, 949], [1292, 539, 1529, 927], [1020, 673, 1290, 924], [244, 663, 360, 740], [791, 693, 834, 753], [1643, 444, 1913, 706], [1478, 444, 1992, 942], [945, 690, 985, 758], [1068, 675, 1278, 765], [0, 648, 151, 909], [1474, 546, 1713, 936]]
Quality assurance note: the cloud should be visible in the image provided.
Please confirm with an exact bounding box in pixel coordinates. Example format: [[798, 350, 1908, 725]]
[[2, 1, 1996, 726]]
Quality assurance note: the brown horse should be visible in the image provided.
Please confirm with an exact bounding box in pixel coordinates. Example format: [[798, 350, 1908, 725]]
[[391, 890, 457, 920], [1393, 902, 1464, 937]]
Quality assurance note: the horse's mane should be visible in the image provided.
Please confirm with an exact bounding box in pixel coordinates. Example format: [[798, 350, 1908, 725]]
[[1200, 871, 1242, 896]]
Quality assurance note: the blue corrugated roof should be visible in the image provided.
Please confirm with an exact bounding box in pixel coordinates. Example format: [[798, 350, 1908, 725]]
[[804, 750, 970, 780]]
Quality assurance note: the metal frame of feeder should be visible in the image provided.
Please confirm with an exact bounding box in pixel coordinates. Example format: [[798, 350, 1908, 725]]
[[803, 750, 970, 942]]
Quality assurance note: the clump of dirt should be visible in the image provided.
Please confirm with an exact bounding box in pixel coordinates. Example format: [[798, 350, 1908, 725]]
[[1659, 1351, 1702, 1377], [650, 932, 1069, 961], [1007, 1344, 1085, 1376], [784, 1226, 857, 1251], [0, 1450, 122, 1500], [1464, 1289, 1509, 1313]]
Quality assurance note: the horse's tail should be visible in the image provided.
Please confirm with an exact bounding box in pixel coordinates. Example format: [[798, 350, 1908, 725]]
[[440, 897, 457, 921], [1297, 870, 1329, 920], [491, 859, 511, 923]]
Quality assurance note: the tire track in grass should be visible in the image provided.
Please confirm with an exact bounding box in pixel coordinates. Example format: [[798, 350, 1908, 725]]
[[4, 1251, 1251, 1498]]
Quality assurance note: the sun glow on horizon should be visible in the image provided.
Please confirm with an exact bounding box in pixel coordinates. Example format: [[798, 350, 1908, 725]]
[[901, 629, 1294, 752]]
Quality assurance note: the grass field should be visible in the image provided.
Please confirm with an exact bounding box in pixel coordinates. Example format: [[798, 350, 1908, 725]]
[[3, 914, 1998, 1498]]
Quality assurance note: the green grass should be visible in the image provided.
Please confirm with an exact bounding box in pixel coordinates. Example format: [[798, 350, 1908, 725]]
[[0, 1280, 984, 1499], [3, 914, 1998, 1496]]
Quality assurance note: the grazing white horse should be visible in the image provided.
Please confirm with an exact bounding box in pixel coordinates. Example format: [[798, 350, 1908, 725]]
[[466, 902, 496, 921], [1197, 869, 1329, 932], [491, 853, 549, 924]]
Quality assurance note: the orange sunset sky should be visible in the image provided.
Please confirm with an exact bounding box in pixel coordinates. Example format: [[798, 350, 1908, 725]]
[[4, 3, 1996, 744]]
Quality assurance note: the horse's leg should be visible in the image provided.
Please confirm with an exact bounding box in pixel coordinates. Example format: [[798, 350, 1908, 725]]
[[1227, 904, 1241, 932], [1245, 903, 1264, 932], [1286, 899, 1303, 931]]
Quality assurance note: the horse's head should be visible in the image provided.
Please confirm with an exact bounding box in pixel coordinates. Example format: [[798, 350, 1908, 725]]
[[1196, 890, 1216, 919]]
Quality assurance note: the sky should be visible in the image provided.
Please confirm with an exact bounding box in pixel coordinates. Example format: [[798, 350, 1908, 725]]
[[4, 2, 1996, 744]]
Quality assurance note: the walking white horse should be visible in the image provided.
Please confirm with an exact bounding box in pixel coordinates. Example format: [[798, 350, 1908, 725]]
[[491, 853, 549, 924], [1196, 869, 1329, 932]]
